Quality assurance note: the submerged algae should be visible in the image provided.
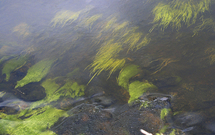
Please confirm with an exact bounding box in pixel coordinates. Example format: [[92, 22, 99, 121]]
[[0, 106, 67, 135], [2, 55, 29, 81], [117, 64, 140, 90], [15, 59, 55, 88], [56, 80, 85, 98], [151, 0, 211, 31], [128, 81, 157, 103]]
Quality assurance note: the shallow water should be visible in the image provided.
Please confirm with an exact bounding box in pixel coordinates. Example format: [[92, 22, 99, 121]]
[[0, 0, 215, 134]]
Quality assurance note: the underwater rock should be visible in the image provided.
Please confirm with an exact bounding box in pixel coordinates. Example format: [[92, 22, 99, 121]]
[[151, 76, 181, 88], [173, 112, 204, 127], [92, 96, 115, 108], [14, 83, 46, 102]]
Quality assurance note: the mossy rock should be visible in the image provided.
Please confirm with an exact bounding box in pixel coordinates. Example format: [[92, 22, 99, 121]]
[[56, 80, 85, 98], [0, 106, 67, 135], [2, 55, 29, 81], [117, 64, 140, 90], [15, 59, 55, 88], [128, 81, 157, 103]]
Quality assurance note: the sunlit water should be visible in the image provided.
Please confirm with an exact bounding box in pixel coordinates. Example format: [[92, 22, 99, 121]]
[[0, 0, 215, 134]]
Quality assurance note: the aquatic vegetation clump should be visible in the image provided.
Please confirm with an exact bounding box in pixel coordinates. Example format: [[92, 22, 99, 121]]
[[51, 6, 94, 27], [0, 106, 67, 135], [205, 47, 215, 65], [15, 59, 55, 88], [128, 81, 157, 103], [193, 17, 215, 36], [13, 23, 30, 37], [56, 81, 85, 98], [151, 0, 211, 31], [160, 108, 170, 120], [2, 55, 29, 81], [51, 10, 81, 27], [117, 64, 140, 90], [78, 14, 102, 30], [87, 40, 126, 83]]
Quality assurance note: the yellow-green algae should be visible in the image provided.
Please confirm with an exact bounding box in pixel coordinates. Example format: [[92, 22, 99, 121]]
[[0, 106, 67, 135], [128, 81, 157, 103], [193, 17, 215, 36], [160, 108, 170, 120], [150, 0, 211, 31], [117, 64, 140, 90], [78, 14, 102, 30], [87, 40, 126, 84], [15, 59, 55, 88], [2, 55, 29, 81], [87, 16, 150, 83], [51, 6, 94, 27], [55, 80, 85, 98]]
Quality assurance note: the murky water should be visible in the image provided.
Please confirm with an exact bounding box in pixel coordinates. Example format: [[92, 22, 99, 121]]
[[0, 0, 215, 134]]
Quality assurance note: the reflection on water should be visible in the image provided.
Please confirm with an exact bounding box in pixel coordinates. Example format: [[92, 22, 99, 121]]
[[0, 0, 215, 134]]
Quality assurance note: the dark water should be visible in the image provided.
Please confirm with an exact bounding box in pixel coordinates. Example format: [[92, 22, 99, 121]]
[[0, 0, 215, 134]]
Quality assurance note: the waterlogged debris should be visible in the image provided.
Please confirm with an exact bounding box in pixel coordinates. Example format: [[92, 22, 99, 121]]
[[128, 81, 157, 103], [2, 55, 29, 81], [15, 59, 55, 88], [13, 23, 30, 38], [117, 64, 140, 90]]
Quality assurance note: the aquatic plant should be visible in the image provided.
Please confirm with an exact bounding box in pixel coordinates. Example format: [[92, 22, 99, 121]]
[[78, 14, 102, 30], [0, 106, 67, 135], [193, 17, 215, 36], [87, 40, 126, 83], [205, 47, 215, 65], [55, 80, 85, 98], [15, 59, 55, 88], [2, 55, 29, 81], [51, 6, 94, 27], [128, 81, 157, 103], [160, 108, 170, 120], [13, 23, 30, 38], [117, 64, 140, 90], [150, 0, 211, 31]]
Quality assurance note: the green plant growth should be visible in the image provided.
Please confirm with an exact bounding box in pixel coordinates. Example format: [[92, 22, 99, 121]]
[[87, 40, 126, 84], [128, 81, 157, 103], [30, 78, 61, 108], [2, 55, 29, 81], [150, 0, 211, 31], [51, 6, 94, 27], [55, 80, 85, 98], [78, 14, 102, 30], [193, 17, 215, 36], [15, 59, 55, 88], [160, 108, 170, 120], [0, 106, 67, 135], [117, 64, 140, 90]]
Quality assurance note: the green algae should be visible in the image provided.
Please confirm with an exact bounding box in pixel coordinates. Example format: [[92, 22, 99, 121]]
[[2, 55, 29, 81], [117, 64, 140, 90], [30, 78, 61, 108], [0, 106, 67, 135], [160, 108, 170, 120], [128, 81, 157, 103], [55, 80, 85, 98], [15, 59, 55, 88], [87, 40, 126, 84], [151, 0, 211, 31]]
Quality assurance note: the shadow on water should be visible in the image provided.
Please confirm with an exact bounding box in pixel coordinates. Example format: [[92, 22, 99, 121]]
[[1, 0, 215, 134]]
